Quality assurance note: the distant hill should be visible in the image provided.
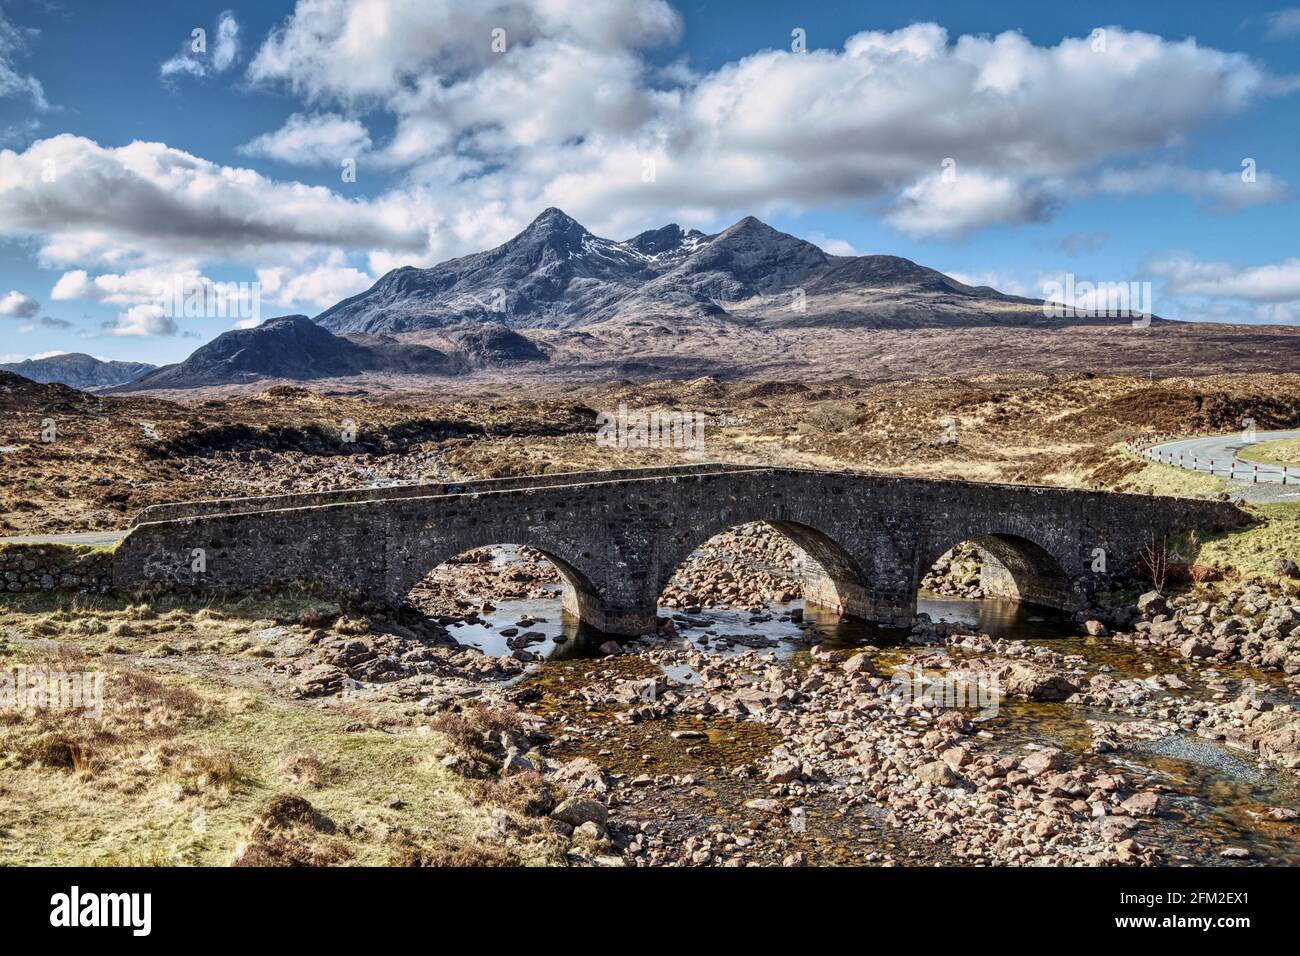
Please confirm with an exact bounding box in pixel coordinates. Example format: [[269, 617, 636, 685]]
[[113, 315, 465, 391], [0, 353, 154, 390], [0, 370, 101, 412]]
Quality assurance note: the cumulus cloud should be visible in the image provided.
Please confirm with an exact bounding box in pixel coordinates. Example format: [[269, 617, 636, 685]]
[[0, 135, 427, 268], [242, 12, 1289, 240], [108, 304, 178, 337], [943, 271, 1035, 297], [4, 9, 1297, 337], [257, 254, 373, 310], [0, 10, 46, 109], [247, 0, 681, 103], [51, 266, 200, 305], [0, 289, 39, 318], [238, 112, 373, 166], [51, 256, 372, 330], [886, 171, 1056, 238], [1152, 256, 1300, 301], [161, 11, 241, 79], [1148, 255, 1300, 325], [803, 233, 861, 256]]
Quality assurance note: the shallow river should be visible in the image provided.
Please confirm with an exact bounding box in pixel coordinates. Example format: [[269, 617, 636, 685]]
[[438, 586, 1300, 865]]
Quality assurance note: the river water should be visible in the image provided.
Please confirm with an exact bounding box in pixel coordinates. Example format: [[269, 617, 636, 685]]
[[436, 584, 1300, 865]]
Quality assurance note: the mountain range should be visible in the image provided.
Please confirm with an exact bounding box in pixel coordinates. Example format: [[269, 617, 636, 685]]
[[316, 207, 1047, 335], [78, 208, 1300, 391], [0, 353, 155, 390]]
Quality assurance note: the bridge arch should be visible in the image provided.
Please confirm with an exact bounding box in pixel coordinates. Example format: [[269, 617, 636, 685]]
[[388, 535, 609, 629], [651, 517, 874, 621], [921, 532, 1073, 611]]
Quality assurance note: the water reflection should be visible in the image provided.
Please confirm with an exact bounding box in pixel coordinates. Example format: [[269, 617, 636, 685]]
[[445, 591, 1072, 662]]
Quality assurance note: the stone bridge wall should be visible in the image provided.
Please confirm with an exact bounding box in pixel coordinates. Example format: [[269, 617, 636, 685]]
[[128, 463, 764, 526], [112, 466, 1250, 634]]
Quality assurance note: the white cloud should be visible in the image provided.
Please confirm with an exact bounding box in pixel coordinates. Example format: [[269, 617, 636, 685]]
[[51, 266, 201, 305], [0, 289, 39, 318], [943, 271, 1034, 297], [247, 0, 681, 103], [247, 17, 1277, 241], [2, 10, 1296, 343], [0, 10, 47, 109], [161, 11, 241, 79], [238, 112, 373, 166], [0, 135, 427, 268], [804, 233, 861, 256], [886, 171, 1055, 238], [1152, 255, 1300, 301], [1, 349, 77, 362], [1148, 255, 1300, 325], [109, 304, 178, 337], [257, 255, 373, 310], [1090, 163, 1291, 210]]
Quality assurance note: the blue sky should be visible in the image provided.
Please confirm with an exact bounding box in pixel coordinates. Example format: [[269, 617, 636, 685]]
[[1, 0, 1298, 365]]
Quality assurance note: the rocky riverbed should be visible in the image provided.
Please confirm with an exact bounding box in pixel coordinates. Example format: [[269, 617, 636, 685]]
[[252, 527, 1300, 867]]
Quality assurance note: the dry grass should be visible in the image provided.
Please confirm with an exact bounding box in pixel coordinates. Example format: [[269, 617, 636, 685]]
[[1171, 502, 1300, 582], [1238, 437, 1300, 468], [1104, 451, 1228, 498], [0, 596, 564, 866], [6, 371, 1298, 535]]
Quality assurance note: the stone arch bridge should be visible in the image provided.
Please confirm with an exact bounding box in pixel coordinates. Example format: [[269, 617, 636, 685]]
[[112, 464, 1249, 635]]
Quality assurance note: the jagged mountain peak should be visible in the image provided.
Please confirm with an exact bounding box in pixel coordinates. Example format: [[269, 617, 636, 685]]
[[315, 208, 1038, 335], [625, 223, 711, 260], [513, 206, 590, 245]]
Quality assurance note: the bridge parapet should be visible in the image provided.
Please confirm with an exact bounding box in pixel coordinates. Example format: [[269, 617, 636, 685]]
[[128, 462, 765, 527], [112, 465, 1252, 634]]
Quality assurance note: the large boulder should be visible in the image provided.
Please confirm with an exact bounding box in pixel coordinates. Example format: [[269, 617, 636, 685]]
[[550, 796, 608, 828], [1136, 591, 1167, 617], [1020, 747, 1066, 778], [1000, 662, 1080, 701], [1179, 636, 1215, 659], [914, 760, 958, 787]]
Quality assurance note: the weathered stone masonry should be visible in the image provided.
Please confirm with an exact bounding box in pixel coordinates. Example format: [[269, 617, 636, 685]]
[[2, 544, 113, 594], [112, 465, 1250, 634]]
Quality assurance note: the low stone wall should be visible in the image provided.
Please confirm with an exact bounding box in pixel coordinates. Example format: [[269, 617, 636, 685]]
[[0, 543, 114, 594]]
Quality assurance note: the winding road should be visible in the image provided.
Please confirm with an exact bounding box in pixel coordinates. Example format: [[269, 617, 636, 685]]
[[1142, 429, 1300, 503]]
